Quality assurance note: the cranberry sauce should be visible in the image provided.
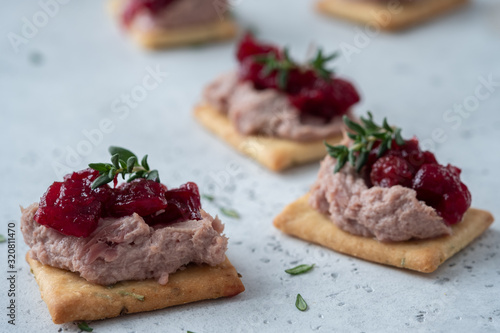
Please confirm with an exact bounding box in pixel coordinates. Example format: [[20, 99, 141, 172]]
[[365, 138, 471, 225], [122, 0, 175, 26], [236, 33, 360, 122], [34, 168, 202, 237]]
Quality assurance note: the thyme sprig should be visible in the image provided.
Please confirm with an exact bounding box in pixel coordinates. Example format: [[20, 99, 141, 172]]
[[325, 112, 405, 173], [308, 48, 338, 80], [255, 47, 295, 89], [89, 146, 160, 190], [254, 47, 338, 89]]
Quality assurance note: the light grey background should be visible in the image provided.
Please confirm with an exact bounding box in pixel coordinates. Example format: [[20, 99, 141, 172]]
[[1, 0, 499, 332]]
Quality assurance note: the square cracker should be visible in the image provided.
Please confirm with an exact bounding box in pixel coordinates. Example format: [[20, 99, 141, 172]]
[[193, 104, 344, 171], [108, 0, 238, 49], [274, 194, 494, 273], [317, 0, 469, 31], [26, 254, 245, 324]]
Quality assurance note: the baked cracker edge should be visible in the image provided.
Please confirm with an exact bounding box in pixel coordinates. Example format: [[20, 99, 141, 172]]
[[193, 104, 344, 171], [108, 0, 237, 49], [26, 254, 245, 324], [273, 194, 494, 273], [316, 0, 469, 31]]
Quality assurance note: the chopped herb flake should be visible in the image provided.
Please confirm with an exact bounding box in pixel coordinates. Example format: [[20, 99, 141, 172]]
[[295, 294, 308, 311], [220, 207, 240, 219], [77, 321, 93, 332], [285, 264, 315, 275], [118, 291, 145, 301], [201, 194, 215, 202]]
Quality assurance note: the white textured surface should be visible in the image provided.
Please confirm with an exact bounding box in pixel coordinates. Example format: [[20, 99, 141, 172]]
[[1, 0, 500, 332]]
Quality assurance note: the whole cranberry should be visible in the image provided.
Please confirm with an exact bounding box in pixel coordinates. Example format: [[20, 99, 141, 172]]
[[144, 182, 202, 225], [236, 33, 280, 63], [370, 155, 414, 188], [412, 164, 471, 225]]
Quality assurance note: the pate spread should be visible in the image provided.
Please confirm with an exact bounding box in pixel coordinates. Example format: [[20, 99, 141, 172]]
[[21, 203, 227, 285], [204, 72, 348, 142], [309, 155, 452, 242], [124, 0, 228, 31]]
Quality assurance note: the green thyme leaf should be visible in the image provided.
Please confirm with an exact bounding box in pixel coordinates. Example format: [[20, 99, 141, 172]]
[[295, 294, 308, 311], [126, 156, 137, 173], [0, 234, 6, 243], [88, 163, 109, 173], [220, 207, 240, 219], [146, 170, 160, 182], [395, 128, 405, 146], [118, 291, 145, 301], [141, 154, 150, 170], [77, 321, 93, 332], [325, 112, 406, 173], [111, 154, 120, 168], [91, 173, 113, 190], [109, 146, 136, 162], [285, 264, 315, 275], [344, 116, 366, 136], [119, 159, 127, 170]]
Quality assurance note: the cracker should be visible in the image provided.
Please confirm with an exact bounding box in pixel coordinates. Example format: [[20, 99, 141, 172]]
[[193, 104, 344, 171], [108, 0, 237, 49], [274, 194, 494, 273], [317, 0, 469, 31], [26, 254, 244, 324]]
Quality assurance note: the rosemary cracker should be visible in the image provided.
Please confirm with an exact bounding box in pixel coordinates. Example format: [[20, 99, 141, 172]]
[[274, 194, 494, 273], [194, 104, 344, 171], [317, 0, 469, 31], [108, 0, 237, 49], [27, 254, 244, 324]]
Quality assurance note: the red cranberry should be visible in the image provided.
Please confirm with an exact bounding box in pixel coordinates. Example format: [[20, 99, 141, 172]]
[[370, 155, 413, 188], [239, 58, 280, 91], [35, 168, 204, 237], [236, 33, 280, 62], [145, 182, 202, 225], [34, 169, 111, 238], [412, 164, 471, 225], [235, 34, 360, 122], [106, 179, 168, 218], [122, 0, 175, 26]]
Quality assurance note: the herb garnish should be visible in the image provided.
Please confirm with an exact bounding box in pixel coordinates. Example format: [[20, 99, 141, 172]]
[[325, 112, 405, 173], [118, 290, 145, 301], [202, 194, 240, 219], [308, 49, 338, 80], [77, 321, 93, 332], [285, 264, 315, 275], [295, 294, 308, 311], [220, 207, 240, 219], [255, 47, 338, 89], [255, 48, 294, 90], [89, 146, 160, 190]]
